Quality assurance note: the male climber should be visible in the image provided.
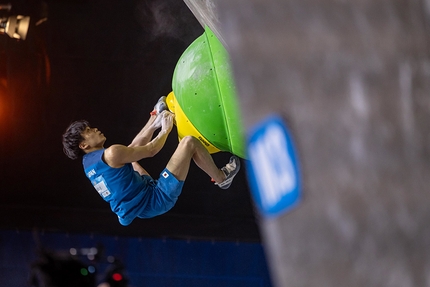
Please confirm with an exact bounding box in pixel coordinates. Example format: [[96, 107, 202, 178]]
[[62, 97, 240, 226]]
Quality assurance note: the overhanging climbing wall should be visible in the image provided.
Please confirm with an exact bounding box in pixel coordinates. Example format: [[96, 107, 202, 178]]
[[184, 1, 430, 286], [182, 0, 225, 47]]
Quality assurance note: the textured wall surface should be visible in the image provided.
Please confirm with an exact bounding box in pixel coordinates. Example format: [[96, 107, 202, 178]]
[[186, 0, 430, 286], [183, 0, 226, 46]]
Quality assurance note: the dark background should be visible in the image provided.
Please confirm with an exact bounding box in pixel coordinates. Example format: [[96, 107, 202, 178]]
[[0, 0, 260, 242]]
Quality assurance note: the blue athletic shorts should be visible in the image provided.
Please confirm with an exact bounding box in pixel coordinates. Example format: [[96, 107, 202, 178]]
[[136, 168, 184, 219]]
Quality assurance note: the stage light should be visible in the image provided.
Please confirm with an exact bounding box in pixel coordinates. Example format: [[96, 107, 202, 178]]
[[0, 15, 30, 40], [0, 4, 11, 11], [80, 267, 89, 276], [112, 272, 123, 281], [103, 260, 129, 287]]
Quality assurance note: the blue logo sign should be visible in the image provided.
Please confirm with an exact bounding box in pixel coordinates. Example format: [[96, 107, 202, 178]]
[[246, 115, 301, 217]]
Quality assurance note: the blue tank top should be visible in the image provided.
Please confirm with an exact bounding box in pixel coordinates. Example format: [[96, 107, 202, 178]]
[[82, 149, 156, 226]]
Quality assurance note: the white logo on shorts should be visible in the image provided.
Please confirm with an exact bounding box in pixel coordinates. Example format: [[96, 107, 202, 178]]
[[162, 171, 169, 178]]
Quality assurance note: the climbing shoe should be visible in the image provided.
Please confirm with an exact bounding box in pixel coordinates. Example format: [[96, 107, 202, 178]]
[[150, 96, 168, 115], [216, 156, 241, 189]]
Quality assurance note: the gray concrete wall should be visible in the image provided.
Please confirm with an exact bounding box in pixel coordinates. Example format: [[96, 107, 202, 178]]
[[183, 0, 226, 46], [185, 0, 430, 286]]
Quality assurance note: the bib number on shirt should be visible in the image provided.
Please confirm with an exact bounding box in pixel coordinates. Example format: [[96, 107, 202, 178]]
[[92, 175, 111, 198]]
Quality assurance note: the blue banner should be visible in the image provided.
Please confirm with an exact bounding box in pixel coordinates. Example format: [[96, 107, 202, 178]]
[[246, 115, 301, 217]]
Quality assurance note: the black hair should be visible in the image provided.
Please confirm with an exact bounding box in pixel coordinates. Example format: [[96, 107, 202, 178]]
[[62, 120, 89, 160]]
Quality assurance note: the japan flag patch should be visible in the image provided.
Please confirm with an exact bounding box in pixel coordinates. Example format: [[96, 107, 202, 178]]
[[162, 171, 169, 178]]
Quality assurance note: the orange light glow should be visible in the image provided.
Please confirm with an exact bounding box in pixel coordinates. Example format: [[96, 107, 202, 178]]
[[0, 78, 8, 127]]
